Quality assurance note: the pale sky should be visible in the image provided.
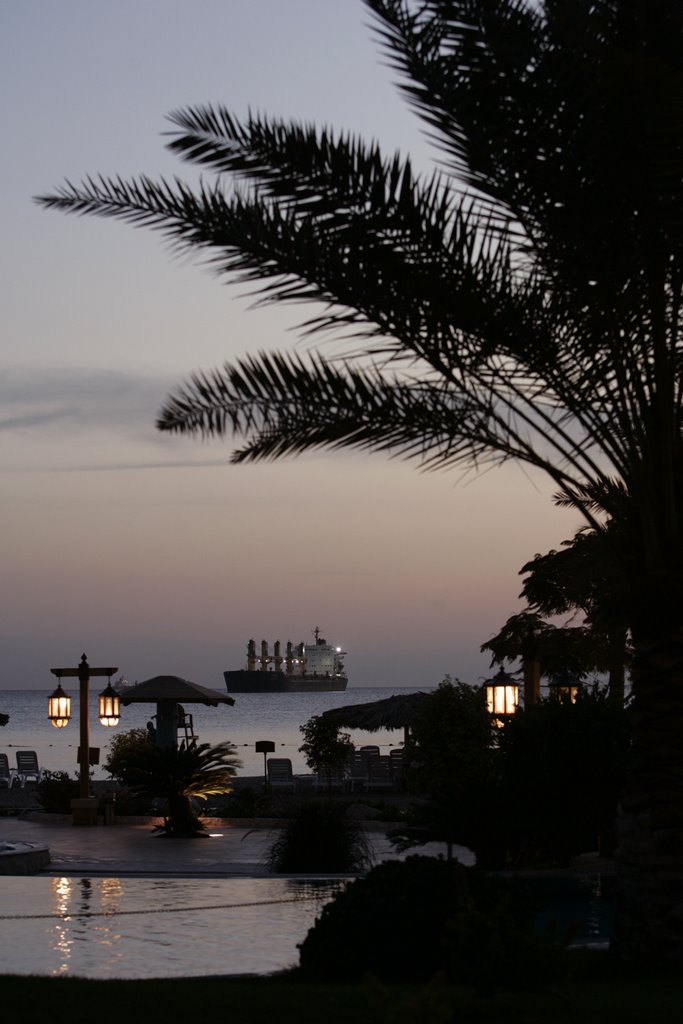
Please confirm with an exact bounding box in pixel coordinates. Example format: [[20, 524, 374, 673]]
[[1, 0, 580, 690]]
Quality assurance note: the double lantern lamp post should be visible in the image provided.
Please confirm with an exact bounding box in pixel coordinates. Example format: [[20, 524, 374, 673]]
[[483, 662, 583, 721], [48, 654, 121, 806]]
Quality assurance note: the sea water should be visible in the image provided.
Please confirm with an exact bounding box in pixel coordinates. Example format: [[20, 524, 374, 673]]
[[0, 687, 427, 779]]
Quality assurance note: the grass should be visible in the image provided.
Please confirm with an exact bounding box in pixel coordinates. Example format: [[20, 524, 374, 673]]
[[3, 955, 682, 1024]]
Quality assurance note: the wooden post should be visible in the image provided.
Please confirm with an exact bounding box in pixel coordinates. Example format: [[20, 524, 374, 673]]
[[522, 629, 541, 707]]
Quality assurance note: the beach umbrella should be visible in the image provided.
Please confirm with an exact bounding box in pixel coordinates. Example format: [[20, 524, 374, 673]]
[[321, 692, 431, 745], [120, 675, 235, 747]]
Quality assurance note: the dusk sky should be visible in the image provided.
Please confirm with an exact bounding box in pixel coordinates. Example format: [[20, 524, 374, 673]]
[[2, 0, 580, 691]]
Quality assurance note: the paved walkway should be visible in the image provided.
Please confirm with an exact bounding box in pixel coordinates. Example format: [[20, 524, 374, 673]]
[[0, 812, 458, 878]]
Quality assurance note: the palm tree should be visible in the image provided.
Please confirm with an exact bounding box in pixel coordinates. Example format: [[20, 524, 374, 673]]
[[37, 1, 683, 962]]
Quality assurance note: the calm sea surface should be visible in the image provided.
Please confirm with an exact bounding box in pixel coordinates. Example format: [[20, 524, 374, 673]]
[[0, 687, 431, 780]]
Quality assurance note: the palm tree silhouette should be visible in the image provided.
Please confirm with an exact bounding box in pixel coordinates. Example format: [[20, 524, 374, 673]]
[[38, 1, 683, 962]]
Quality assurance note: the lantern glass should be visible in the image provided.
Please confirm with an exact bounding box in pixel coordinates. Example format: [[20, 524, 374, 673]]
[[485, 670, 519, 718], [98, 683, 121, 727], [548, 676, 582, 703], [48, 684, 71, 729]]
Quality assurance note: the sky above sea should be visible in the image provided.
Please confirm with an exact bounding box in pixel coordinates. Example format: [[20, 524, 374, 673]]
[[1, 0, 580, 690]]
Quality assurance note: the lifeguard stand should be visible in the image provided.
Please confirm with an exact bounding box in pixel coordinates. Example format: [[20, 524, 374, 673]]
[[177, 705, 197, 746]]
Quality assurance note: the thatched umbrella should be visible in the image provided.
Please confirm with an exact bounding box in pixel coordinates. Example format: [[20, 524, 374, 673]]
[[121, 675, 235, 747], [321, 691, 431, 745]]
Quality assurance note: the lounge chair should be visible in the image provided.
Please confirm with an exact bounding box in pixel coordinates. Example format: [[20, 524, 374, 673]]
[[15, 750, 41, 787], [389, 748, 404, 785], [266, 757, 296, 792], [0, 753, 14, 789], [366, 756, 394, 790], [359, 745, 381, 761], [347, 751, 368, 792]]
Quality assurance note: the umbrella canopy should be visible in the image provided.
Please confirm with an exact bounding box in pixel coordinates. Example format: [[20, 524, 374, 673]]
[[321, 692, 431, 735], [120, 675, 234, 747], [120, 675, 235, 707]]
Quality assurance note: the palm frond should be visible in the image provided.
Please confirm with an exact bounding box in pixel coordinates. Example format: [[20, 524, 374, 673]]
[[37, 1, 683, 536], [157, 350, 612, 502]]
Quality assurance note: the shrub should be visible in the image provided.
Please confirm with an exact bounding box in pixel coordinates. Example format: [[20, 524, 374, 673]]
[[103, 728, 153, 785], [36, 770, 79, 813], [299, 715, 353, 793], [298, 855, 568, 988], [267, 801, 371, 873]]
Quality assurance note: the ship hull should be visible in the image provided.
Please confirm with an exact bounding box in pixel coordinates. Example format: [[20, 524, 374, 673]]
[[224, 670, 348, 694]]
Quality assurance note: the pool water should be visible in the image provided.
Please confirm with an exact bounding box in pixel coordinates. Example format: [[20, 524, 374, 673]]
[[0, 876, 344, 978], [521, 872, 615, 948]]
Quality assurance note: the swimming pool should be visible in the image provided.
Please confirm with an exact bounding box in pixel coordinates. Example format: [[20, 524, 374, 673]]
[[0, 876, 344, 979]]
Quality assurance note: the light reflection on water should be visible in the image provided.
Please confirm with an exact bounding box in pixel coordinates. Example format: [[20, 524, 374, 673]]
[[0, 876, 343, 979]]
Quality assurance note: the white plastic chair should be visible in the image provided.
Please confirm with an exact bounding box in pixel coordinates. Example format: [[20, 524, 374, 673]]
[[15, 750, 41, 787], [0, 753, 14, 789], [266, 758, 296, 792]]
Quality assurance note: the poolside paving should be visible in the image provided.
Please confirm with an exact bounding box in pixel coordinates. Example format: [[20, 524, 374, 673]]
[[0, 809, 460, 878], [0, 777, 471, 877], [0, 815, 280, 876]]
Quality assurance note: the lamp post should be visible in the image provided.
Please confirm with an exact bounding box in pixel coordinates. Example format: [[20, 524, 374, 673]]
[[255, 740, 275, 790], [522, 626, 541, 707], [49, 654, 119, 813]]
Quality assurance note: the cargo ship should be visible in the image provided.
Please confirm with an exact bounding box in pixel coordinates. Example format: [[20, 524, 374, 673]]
[[224, 628, 348, 693]]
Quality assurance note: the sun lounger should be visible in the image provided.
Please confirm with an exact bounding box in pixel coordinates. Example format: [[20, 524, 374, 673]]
[[0, 753, 14, 789], [366, 756, 394, 790], [266, 757, 296, 792], [389, 748, 404, 785], [15, 750, 41, 787], [347, 751, 368, 792]]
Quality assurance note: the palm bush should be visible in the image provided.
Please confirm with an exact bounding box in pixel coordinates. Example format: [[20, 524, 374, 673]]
[[122, 741, 241, 837]]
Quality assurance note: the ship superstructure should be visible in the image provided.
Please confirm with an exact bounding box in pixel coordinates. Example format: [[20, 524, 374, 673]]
[[225, 627, 348, 693]]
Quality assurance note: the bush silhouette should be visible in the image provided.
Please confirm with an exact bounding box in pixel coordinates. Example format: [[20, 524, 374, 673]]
[[298, 855, 561, 986]]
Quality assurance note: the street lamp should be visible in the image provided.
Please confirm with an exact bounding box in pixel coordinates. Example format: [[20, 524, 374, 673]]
[[484, 667, 519, 720], [255, 740, 276, 790], [49, 654, 119, 817]]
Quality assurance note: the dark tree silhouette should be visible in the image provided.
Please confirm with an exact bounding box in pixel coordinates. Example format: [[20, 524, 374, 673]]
[[38, 1, 683, 963], [520, 525, 631, 700], [481, 609, 600, 682]]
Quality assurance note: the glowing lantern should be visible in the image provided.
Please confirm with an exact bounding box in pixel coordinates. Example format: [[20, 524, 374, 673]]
[[484, 668, 519, 719], [98, 682, 121, 726], [48, 684, 71, 728]]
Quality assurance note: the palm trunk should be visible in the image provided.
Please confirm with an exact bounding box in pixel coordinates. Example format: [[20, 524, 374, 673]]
[[167, 794, 201, 837], [606, 629, 627, 704], [613, 626, 683, 963]]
